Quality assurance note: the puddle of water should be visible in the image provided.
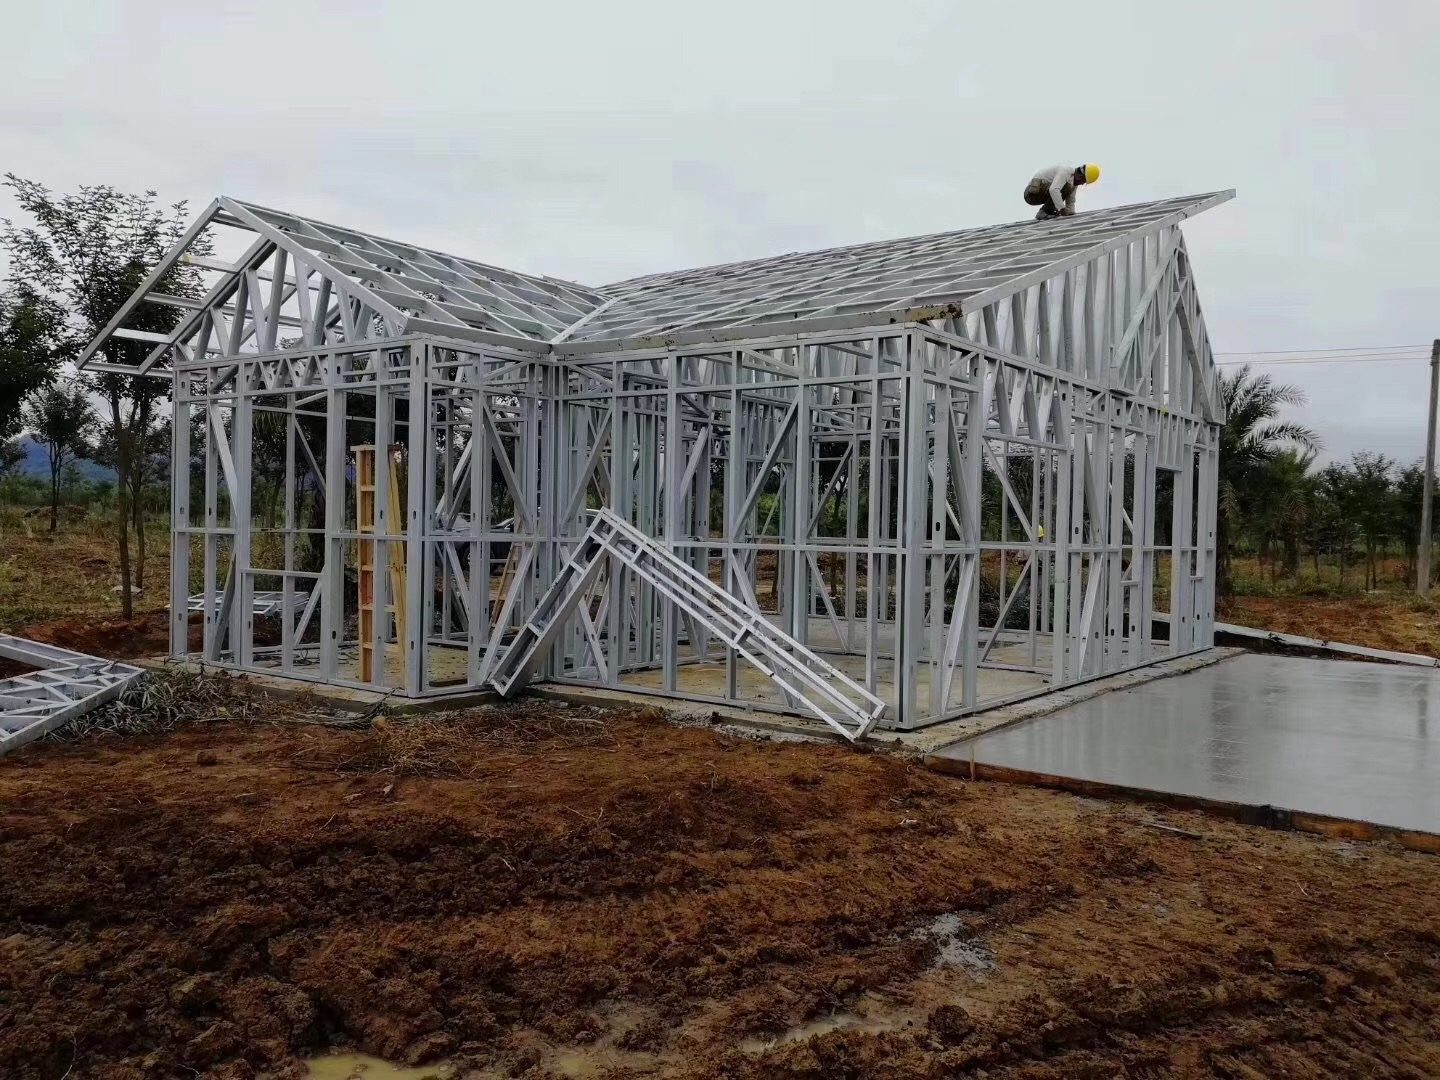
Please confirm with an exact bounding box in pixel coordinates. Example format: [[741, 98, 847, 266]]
[[304, 1053, 455, 1080], [736, 913, 998, 1055], [914, 912, 997, 976], [739, 1010, 894, 1053], [547, 1048, 604, 1077]]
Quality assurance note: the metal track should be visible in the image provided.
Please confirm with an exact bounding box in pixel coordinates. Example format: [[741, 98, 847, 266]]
[[483, 509, 887, 742], [0, 636, 144, 757], [187, 591, 311, 618]]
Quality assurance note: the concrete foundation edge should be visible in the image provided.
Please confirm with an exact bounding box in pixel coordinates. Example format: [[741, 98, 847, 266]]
[[143, 648, 1247, 752], [927, 758, 1440, 855]]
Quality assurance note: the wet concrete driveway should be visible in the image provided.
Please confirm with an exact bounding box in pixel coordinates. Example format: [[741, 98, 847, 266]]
[[937, 653, 1440, 835]]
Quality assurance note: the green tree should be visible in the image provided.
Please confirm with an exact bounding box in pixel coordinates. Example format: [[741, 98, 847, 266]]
[[0, 287, 69, 464], [22, 382, 95, 532], [1309, 463, 1355, 582], [60, 460, 85, 503], [0, 436, 25, 478], [1393, 461, 1436, 590], [93, 409, 170, 589], [1217, 366, 1320, 595], [2, 175, 206, 616], [1253, 449, 1315, 582], [1342, 452, 1397, 590]]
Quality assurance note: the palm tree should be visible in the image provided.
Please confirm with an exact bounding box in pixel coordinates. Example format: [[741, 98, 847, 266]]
[[1254, 449, 1316, 583], [1218, 366, 1320, 595]]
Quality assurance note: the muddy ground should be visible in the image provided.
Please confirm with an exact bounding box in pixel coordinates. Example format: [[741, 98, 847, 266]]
[[1223, 594, 1440, 657], [2, 695, 1440, 1079]]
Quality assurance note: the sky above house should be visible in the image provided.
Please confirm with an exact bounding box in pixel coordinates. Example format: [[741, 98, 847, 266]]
[[3, 0, 1436, 464]]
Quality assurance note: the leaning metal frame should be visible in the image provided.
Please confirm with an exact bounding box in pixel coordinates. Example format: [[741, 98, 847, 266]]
[[79, 191, 1230, 730]]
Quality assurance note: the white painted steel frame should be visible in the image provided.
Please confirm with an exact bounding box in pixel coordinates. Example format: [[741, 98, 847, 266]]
[[486, 507, 888, 740], [88, 192, 1227, 729], [0, 636, 144, 756]]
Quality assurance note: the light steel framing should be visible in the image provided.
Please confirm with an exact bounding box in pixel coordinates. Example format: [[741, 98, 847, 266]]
[[0, 636, 144, 756], [79, 191, 1231, 730]]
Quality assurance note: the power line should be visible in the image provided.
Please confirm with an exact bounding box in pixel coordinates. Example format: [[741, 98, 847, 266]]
[[1216, 354, 1428, 368], [1214, 344, 1427, 356]]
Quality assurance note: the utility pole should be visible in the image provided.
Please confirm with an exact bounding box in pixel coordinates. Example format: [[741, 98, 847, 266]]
[[1419, 339, 1440, 596]]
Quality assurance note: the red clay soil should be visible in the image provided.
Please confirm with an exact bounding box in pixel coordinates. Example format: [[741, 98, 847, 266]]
[[17, 610, 201, 660], [0, 658, 36, 679], [1223, 594, 1440, 658], [2, 702, 1440, 1079]]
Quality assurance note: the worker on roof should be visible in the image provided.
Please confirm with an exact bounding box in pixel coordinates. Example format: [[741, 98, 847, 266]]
[[1024, 164, 1101, 220]]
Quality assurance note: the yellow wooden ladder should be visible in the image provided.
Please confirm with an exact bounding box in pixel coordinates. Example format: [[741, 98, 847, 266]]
[[354, 445, 409, 683]]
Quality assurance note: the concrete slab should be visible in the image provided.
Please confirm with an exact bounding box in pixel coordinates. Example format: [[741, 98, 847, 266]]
[[931, 653, 1440, 842], [544, 647, 1242, 751]]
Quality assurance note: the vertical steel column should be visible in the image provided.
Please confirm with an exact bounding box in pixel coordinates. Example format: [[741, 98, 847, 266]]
[[896, 336, 929, 726], [927, 378, 948, 716], [320, 359, 345, 682], [280, 388, 298, 672], [404, 344, 426, 695], [170, 372, 191, 659], [1028, 441, 1042, 667], [202, 386, 220, 660], [788, 372, 813, 644], [606, 365, 626, 682], [845, 421, 860, 651], [478, 374, 495, 663], [636, 397, 657, 665], [232, 364, 254, 671], [1198, 436, 1219, 646], [960, 363, 983, 711], [1065, 418, 1087, 681], [1104, 416, 1127, 672], [1171, 447, 1196, 652], [535, 360, 562, 681], [663, 353, 682, 691], [1132, 421, 1156, 664], [467, 368, 486, 685], [1051, 394, 1074, 684], [724, 358, 743, 700], [865, 348, 883, 694], [370, 378, 393, 687]]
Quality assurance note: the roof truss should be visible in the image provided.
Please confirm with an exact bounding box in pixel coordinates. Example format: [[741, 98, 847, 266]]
[[77, 191, 1233, 377]]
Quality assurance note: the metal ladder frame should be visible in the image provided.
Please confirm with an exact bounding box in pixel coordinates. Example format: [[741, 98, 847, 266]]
[[482, 508, 887, 742]]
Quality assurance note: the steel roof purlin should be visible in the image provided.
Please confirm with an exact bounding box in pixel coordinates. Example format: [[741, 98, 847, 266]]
[[553, 191, 1234, 352]]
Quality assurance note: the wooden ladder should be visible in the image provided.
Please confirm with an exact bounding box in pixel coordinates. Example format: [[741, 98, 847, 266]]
[[490, 543, 521, 635], [354, 445, 409, 683]]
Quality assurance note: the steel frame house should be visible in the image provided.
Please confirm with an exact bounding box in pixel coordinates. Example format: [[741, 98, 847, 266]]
[[80, 191, 1231, 735]]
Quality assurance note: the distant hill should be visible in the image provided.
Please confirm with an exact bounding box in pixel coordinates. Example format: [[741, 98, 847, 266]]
[[13, 437, 117, 483]]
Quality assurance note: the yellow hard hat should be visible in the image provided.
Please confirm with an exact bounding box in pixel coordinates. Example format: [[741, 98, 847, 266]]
[[1082, 163, 1101, 184]]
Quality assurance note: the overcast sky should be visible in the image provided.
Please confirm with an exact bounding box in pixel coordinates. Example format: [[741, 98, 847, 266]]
[[4, 0, 1436, 463]]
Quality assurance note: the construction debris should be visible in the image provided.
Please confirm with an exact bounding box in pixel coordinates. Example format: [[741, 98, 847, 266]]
[[0, 634, 144, 756]]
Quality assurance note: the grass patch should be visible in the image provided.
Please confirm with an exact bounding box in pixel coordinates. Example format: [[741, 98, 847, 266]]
[[0, 508, 171, 632]]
